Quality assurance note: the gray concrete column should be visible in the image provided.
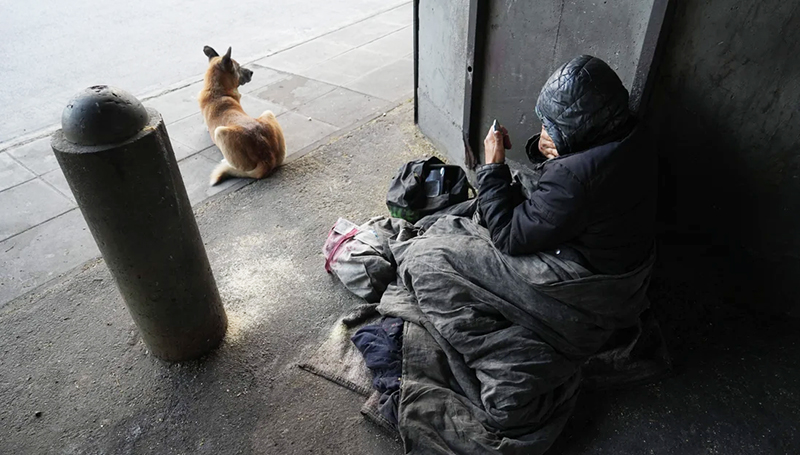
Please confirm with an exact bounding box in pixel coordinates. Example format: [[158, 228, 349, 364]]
[[51, 86, 227, 361]]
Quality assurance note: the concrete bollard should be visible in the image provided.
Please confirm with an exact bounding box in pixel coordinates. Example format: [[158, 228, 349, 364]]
[[51, 85, 227, 362]]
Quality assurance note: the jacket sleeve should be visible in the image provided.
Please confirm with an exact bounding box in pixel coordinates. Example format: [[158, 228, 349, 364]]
[[477, 162, 587, 256]]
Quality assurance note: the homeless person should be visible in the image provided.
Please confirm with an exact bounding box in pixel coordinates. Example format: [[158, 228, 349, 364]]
[[479, 54, 655, 275], [350, 55, 659, 455]]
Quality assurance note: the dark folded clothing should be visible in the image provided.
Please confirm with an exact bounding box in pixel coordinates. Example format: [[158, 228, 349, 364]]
[[352, 317, 404, 424]]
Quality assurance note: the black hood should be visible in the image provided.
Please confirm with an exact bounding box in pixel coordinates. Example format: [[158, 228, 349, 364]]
[[535, 55, 630, 155]]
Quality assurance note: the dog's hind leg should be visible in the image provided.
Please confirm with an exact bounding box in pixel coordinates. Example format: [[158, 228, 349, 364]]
[[213, 126, 255, 171], [210, 126, 262, 186], [257, 111, 287, 160]]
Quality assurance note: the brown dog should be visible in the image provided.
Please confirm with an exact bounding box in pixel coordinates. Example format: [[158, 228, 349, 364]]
[[199, 46, 285, 185]]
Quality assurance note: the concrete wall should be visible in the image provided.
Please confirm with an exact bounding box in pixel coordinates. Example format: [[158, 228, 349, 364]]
[[417, 0, 653, 165], [416, 0, 800, 314], [416, 2, 470, 166], [476, 0, 653, 163], [650, 0, 800, 314]]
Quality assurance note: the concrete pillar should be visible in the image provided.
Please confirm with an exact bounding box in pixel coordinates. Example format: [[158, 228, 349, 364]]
[[51, 85, 227, 361]]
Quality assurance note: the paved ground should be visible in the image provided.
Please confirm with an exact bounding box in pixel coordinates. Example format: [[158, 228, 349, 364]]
[[0, 2, 413, 307], [0, 102, 428, 455], [1, 103, 798, 455], [3, 3, 798, 452], [0, 0, 407, 144]]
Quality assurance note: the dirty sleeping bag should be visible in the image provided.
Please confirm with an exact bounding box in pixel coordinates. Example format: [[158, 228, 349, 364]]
[[322, 186, 656, 454], [322, 178, 656, 455], [329, 54, 658, 454], [376, 215, 654, 455]]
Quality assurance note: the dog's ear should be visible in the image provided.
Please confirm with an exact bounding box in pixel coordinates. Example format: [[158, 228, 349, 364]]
[[203, 45, 219, 60], [221, 47, 233, 72]]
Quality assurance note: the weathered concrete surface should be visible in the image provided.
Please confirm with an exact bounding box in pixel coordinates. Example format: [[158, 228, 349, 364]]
[[649, 0, 800, 314], [476, 0, 653, 164], [416, 2, 469, 167], [53, 109, 226, 362], [0, 0, 407, 144], [0, 2, 413, 309], [553, 257, 800, 454], [415, 0, 800, 315], [1, 102, 798, 454], [0, 103, 429, 454], [417, 0, 654, 165]]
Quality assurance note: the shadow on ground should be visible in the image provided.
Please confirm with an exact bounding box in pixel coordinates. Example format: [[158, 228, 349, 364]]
[[0, 102, 428, 454], [551, 248, 800, 454], [1, 101, 797, 454]]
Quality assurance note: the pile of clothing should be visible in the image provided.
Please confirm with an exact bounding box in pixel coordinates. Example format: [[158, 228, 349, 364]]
[[321, 55, 670, 455], [324, 200, 666, 455], [351, 317, 404, 426]]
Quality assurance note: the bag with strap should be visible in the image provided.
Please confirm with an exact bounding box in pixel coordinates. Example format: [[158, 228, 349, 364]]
[[386, 157, 472, 223], [323, 217, 417, 302]]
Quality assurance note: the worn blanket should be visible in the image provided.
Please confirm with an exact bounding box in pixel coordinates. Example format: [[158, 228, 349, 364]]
[[376, 215, 655, 455]]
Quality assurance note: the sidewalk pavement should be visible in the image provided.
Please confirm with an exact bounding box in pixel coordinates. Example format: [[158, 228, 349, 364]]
[[0, 101, 430, 455], [0, 2, 413, 307], [2, 101, 798, 454]]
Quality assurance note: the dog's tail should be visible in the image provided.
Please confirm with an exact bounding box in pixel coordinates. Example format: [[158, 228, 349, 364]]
[[209, 160, 268, 186]]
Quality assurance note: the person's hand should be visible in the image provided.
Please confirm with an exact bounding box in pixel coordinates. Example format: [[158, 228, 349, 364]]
[[484, 124, 512, 164], [539, 126, 559, 159]]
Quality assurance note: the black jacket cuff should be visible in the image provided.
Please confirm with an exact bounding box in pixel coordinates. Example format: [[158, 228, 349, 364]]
[[476, 163, 511, 182]]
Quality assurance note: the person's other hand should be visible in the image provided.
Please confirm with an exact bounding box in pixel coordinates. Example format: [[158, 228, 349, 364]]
[[539, 126, 559, 159], [484, 124, 512, 164]]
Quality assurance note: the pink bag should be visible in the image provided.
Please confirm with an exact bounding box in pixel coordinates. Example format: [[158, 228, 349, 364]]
[[323, 218, 359, 273]]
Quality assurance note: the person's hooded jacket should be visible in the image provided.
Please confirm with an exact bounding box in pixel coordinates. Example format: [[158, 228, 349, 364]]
[[477, 55, 656, 275]]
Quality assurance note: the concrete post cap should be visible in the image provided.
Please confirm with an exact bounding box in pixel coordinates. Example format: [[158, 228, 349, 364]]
[[61, 85, 149, 146]]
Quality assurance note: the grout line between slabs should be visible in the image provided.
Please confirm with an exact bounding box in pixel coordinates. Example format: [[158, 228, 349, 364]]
[[171, 137, 204, 157], [0, 255, 105, 310], [282, 95, 412, 165], [0, 2, 412, 153], [0, 6, 412, 264], [0, 175, 38, 194], [4, 90, 409, 249], [38, 173, 76, 204], [242, 6, 411, 71], [0, 207, 81, 245], [0, 95, 412, 308], [3, 150, 40, 177], [254, 23, 413, 77]]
